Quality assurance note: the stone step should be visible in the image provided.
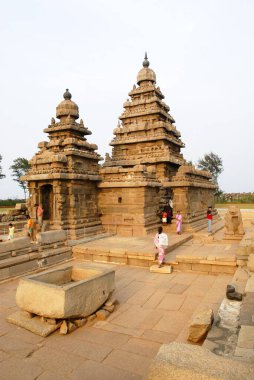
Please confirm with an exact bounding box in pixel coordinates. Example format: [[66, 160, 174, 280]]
[[72, 234, 193, 267], [68, 232, 115, 247]]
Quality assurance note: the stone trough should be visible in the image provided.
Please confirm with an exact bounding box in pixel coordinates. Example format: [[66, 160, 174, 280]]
[[7, 263, 115, 336]]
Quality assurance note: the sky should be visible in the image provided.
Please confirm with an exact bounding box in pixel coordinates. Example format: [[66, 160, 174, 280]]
[[0, 0, 254, 198]]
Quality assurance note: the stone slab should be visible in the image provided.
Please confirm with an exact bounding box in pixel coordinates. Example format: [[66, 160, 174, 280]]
[[237, 325, 254, 349], [148, 342, 254, 380], [7, 310, 61, 337], [37, 230, 67, 245], [188, 308, 213, 343], [0, 237, 30, 254], [150, 265, 172, 274]]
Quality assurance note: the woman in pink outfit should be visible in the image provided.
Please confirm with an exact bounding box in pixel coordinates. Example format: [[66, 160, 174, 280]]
[[154, 226, 168, 267], [176, 211, 182, 235]]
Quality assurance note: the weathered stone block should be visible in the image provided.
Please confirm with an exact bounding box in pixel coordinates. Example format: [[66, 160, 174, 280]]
[[148, 343, 254, 380], [96, 309, 110, 320], [37, 230, 67, 245], [7, 310, 61, 337], [211, 265, 236, 275], [188, 309, 214, 343], [0, 237, 30, 254], [191, 263, 211, 273], [150, 265, 173, 274], [16, 263, 115, 319]]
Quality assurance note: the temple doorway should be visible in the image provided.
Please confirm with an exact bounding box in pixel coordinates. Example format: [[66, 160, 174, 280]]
[[40, 185, 53, 220]]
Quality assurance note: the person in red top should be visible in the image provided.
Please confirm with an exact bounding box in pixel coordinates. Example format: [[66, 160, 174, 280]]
[[207, 206, 213, 233]]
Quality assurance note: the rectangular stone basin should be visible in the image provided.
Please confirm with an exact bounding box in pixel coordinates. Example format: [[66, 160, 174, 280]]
[[16, 263, 115, 319]]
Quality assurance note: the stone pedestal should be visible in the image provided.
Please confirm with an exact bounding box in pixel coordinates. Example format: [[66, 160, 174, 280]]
[[224, 206, 245, 240]]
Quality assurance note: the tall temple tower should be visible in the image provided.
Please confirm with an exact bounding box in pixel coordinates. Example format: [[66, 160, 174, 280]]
[[99, 54, 216, 234], [23, 89, 103, 239], [104, 53, 185, 183]]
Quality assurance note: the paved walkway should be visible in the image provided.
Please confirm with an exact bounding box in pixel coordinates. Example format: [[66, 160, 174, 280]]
[[0, 260, 231, 380]]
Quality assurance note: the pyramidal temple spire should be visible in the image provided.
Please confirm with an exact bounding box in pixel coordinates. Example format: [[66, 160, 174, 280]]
[[143, 52, 150, 68]]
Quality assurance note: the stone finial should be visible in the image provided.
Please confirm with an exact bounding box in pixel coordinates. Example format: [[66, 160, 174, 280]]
[[143, 52, 150, 68], [51, 117, 55, 124], [80, 119, 84, 125], [63, 89, 72, 100]]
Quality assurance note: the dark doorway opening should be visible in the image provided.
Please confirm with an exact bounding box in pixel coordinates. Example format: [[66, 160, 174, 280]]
[[41, 185, 53, 220]]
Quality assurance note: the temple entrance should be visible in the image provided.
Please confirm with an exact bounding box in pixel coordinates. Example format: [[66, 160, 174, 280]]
[[40, 185, 53, 220]]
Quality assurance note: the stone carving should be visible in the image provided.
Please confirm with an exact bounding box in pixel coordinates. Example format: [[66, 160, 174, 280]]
[[224, 206, 245, 240], [226, 284, 242, 301]]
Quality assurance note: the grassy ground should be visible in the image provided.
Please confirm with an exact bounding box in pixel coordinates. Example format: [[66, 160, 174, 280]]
[[216, 203, 254, 209]]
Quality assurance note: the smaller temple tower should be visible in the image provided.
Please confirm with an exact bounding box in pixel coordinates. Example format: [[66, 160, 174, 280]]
[[23, 89, 103, 238]]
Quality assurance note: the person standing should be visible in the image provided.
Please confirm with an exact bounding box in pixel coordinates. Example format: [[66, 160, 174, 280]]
[[7, 223, 15, 240], [207, 206, 213, 233], [169, 197, 173, 217], [37, 204, 44, 227], [154, 226, 168, 268], [162, 209, 167, 225], [176, 211, 182, 235], [166, 207, 172, 224], [26, 215, 34, 241]]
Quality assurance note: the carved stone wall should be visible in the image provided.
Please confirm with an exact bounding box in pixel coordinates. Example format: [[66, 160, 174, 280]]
[[98, 165, 161, 236], [23, 90, 103, 239], [166, 166, 217, 231]]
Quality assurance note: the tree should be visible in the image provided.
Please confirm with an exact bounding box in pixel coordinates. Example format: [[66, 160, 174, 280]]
[[197, 152, 223, 184], [10, 157, 31, 199], [0, 155, 5, 179]]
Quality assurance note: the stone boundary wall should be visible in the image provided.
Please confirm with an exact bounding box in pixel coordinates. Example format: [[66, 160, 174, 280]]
[[0, 231, 71, 281]]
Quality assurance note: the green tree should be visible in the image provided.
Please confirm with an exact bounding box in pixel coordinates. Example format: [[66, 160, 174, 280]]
[[0, 155, 5, 179], [10, 157, 31, 199], [197, 152, 223, 184]]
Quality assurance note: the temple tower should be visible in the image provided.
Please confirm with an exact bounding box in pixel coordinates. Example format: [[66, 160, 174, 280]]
[[99, 54, 217, 233], [104, 53, 185, 183], [24, 89, 103, 238]]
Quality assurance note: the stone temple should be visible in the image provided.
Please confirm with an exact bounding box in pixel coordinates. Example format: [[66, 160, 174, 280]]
[[24, 54, 216, 237]]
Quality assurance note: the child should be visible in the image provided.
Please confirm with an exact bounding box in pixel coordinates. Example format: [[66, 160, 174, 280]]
[[176, 211, 182, 235], [162, 210, 167, 225], [154, 226, 168, 268], [7, 223, 15, 240]]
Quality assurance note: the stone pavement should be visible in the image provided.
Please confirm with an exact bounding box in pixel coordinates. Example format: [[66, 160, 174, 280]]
[[0, 261, 231, 380]]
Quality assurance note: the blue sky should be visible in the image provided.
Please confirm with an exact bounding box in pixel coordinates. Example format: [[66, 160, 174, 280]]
[[0, 0, 254, 198]]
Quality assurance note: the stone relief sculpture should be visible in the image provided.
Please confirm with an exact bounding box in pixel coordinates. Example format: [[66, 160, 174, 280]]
[[224, 205, 244, 239]]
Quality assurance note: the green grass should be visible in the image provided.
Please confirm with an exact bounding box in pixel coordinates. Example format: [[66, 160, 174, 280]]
[[216, 203, 254, 209]]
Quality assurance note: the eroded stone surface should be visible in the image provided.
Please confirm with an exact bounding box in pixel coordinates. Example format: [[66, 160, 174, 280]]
[[188, 309, 214, 343], [7, 311, 61, 337], [148, 342, 254, 380]]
